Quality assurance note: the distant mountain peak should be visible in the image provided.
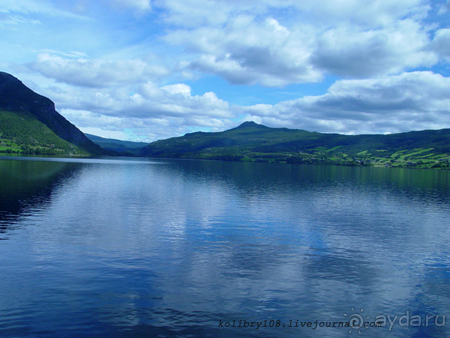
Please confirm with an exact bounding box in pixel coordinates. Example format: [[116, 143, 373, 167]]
[[234, 121, 267, 129]]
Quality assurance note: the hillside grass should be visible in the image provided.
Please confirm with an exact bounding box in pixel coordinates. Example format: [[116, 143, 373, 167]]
[[141, 122, 450, 170], [0, 110, 89, 156]]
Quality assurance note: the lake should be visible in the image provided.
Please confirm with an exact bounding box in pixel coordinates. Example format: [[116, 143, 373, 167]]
[[0, 156, 449, 338]]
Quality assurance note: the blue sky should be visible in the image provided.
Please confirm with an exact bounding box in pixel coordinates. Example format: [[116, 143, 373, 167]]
[[1, 0, 450, 142]]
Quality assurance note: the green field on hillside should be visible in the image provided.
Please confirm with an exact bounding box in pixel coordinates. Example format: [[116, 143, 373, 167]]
[[140, 122, 450, 169], [0, 110, 89, 156]]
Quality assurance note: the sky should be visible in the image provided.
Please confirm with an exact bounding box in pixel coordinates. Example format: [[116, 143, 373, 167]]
[[1, 0, 450, 142]]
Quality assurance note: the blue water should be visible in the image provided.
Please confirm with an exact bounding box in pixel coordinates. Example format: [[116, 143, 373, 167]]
[[0, 157, 449, 337]]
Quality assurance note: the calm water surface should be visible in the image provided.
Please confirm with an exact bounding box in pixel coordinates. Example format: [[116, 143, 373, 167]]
[[0, 156, 450, 338]]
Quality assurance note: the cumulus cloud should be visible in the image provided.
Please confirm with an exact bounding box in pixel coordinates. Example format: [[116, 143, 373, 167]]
[[431, 28, 450, 61], [35, 78, 234, 142], [37, 76, 232, 121], [60, 109, 171, 141], [161, 83, 191, 95], [239, 72, 450, 134], [134, 82, 231, 118], [164, 1, 436, 86], [29, 54, 169, 87], [22, 0, 443, 89], [167, 16, 322, 86], [312, 20, 436, 77], [60, 107, 230, 142]]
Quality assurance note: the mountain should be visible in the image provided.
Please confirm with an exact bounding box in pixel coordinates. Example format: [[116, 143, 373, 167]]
[[0, 72, 105, 156], [140, 122, 450, 169], [86, 134, 148, 156]]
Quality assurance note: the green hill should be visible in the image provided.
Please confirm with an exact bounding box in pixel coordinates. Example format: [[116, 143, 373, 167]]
[[0, 110, 90, 155], [85, 134, 148, 156], [140, 122, 450, 169], [0, 72, 105, 156]]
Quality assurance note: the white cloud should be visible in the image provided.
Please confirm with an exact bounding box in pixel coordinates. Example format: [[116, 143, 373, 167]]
[[431, 28, 450, 61], [35, 74, 232, 122], [239, 71, 450, 134], [312, 20, 437, 77], [164, 2, 436, 86], [60, 109, 170, 141], [167, 16, 322, 86], [156, 0, 429, 29], [60, 108, 229, 142], [29, 54, 169, 87], [292, 0, 430, 26], [135, 82, 231, 117], [161, 83, 191, 95]]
